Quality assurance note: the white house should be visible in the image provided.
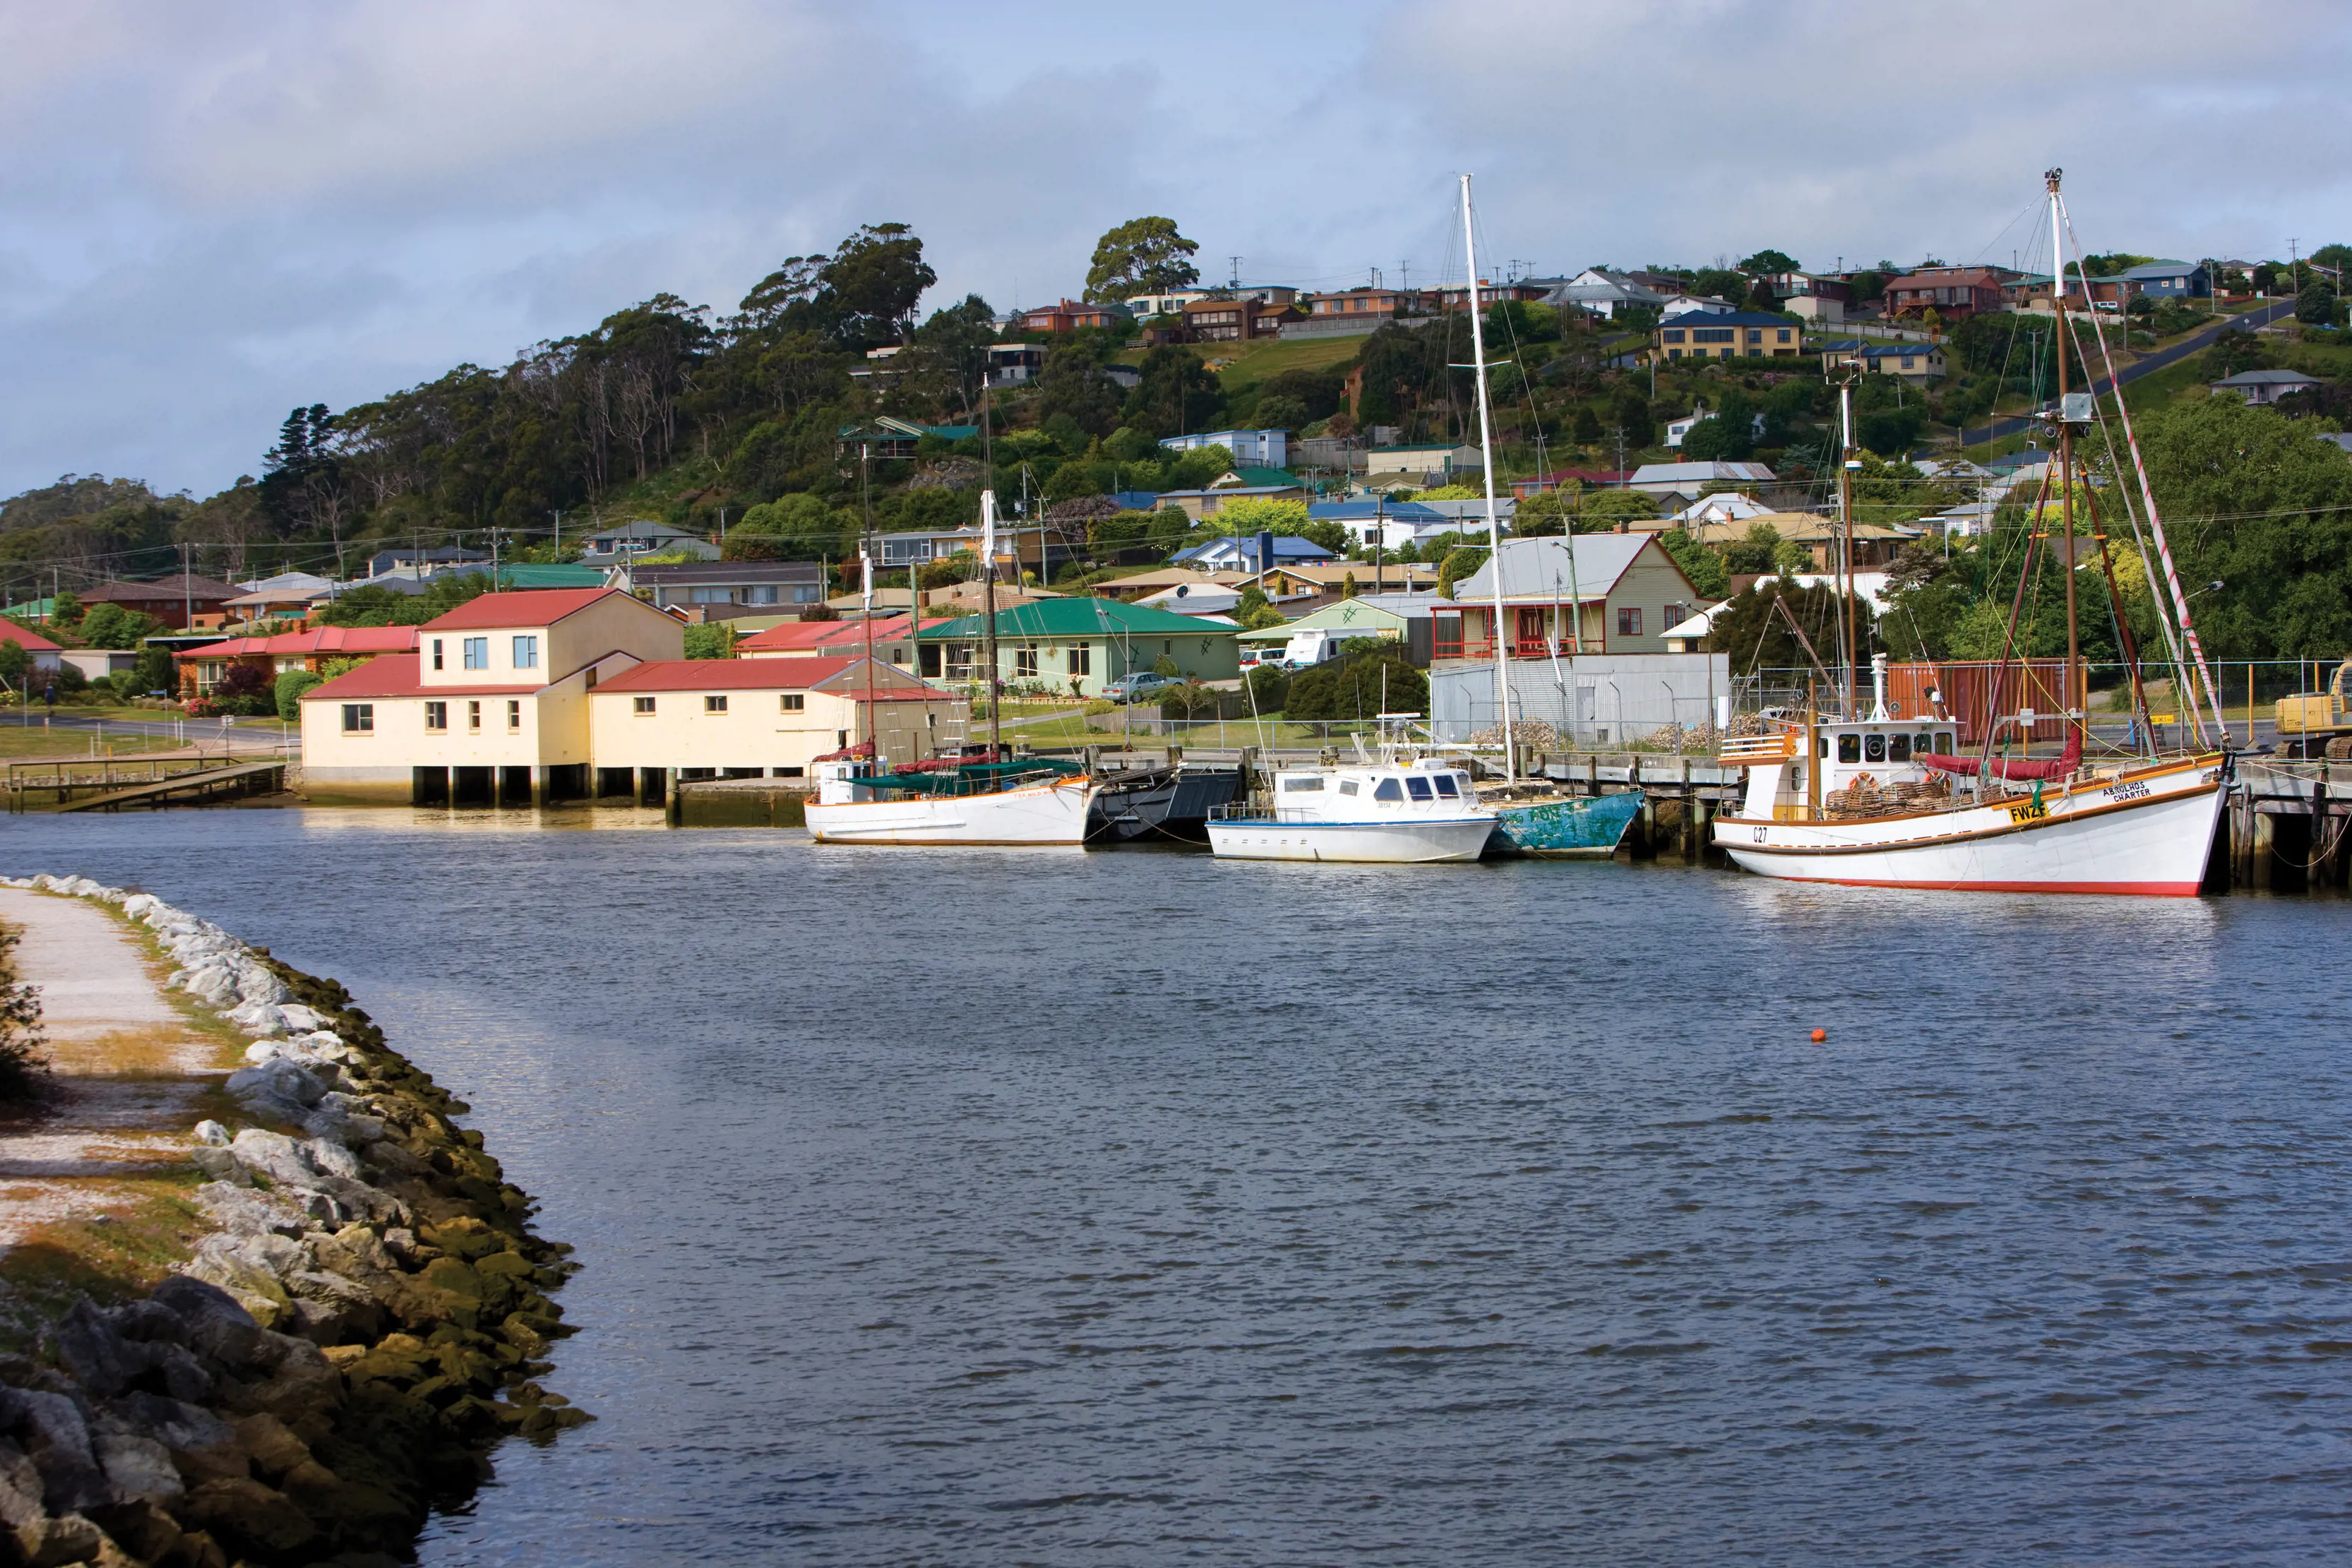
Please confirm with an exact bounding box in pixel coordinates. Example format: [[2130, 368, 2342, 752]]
[[1539, 268, 1670, 319], [1660, 295, 1737, 320], [1160, 429, 1289, 468]]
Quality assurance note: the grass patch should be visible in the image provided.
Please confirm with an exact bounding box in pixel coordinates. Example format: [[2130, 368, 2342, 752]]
[[1202, 335, 1366, 393]]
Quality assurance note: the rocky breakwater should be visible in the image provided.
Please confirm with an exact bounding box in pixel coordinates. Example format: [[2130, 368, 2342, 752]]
[[0, 874, 584, 1568]]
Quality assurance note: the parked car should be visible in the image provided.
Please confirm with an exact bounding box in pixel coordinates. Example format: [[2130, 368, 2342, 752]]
[[1102, 672, 1180, 704]]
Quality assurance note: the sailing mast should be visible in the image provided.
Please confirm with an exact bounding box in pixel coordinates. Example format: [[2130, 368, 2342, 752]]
[[859, 548, 880, 765], [979, 489, 1004, 757], [1837, 375, 1858, 717], [1461, 173, 1515, 781], [2049, 168, 2085, 753]]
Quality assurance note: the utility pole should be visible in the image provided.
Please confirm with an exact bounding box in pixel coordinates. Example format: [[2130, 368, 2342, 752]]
[[553, 510, 561, 556]]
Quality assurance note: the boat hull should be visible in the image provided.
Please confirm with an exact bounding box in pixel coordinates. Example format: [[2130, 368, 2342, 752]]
[[1088, 768, 1241, 844], [1716, 759, 2223, 895], [1207, 815, 1495, 863], [1488, 790, 1644, 858], [806, 777, 1097, 846]]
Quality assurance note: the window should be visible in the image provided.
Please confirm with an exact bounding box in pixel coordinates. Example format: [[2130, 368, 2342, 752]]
[[1890, 733, 1912, 762], [1406, 776, 1433, 801], [431, 639, 444, 671], [1014, 645, 1038, 678], [1664, 328, 1685, 344], [690, 587, 734, 604], [1433, 774, 1460, 798], [513, 635, 538, 669], [1693, 327, 1733, 344], [1068, 642, 1092, 676], [1900, 355, 1916, 370], [780, 693, 804, 712], [1668, 348, 1682, 360], [507, 700, 521, 731], [462, 638, 488, 669], [1373, 778, 1404, 801], [1863, 734, 1886, 762], [1914, 732, 1935, 758], [1819, 734, 1832, 758], [1746, 328, 1762, 344], [1338, 779, 1361, 796], [792, 585, 821, 604], [746, 585, 779, 605], [585, 666, 598, 690], [1777, 328, 1791, 343], [340, 704, 373, 734], [634, 696, 656, 714], [1837, 733, 1861, 763], [1936, 732, 1954, 753], [1617, 607, 1642, 637], [467, 700, 481, 730], [705, 695, 729, 714], [1280, 775, 1324, 792], [1663, 602, 1688, 628], [425, 701, 447, 731]]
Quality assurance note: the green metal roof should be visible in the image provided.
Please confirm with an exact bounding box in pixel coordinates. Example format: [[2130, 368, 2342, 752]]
[[495, 563, 609, 587], [926, 597, 1237, 640]]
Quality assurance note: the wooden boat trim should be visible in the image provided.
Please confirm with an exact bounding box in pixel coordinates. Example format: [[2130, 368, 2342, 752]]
[[1718, 753, 2220, 832], [1719, 776, 2219, 857]]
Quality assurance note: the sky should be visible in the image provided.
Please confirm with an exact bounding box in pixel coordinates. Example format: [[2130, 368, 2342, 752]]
[[2, 0, 2348, 501]]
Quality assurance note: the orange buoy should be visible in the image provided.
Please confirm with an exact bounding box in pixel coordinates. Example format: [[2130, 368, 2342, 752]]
[[1810, 1028, 1827, 1043]]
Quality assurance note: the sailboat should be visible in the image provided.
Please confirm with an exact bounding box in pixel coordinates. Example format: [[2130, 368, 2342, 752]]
[[1712, 169, 2228, 894], [804, 489, 1098, 846]]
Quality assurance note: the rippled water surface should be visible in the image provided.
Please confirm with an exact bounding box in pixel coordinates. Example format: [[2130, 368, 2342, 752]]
[[10, 809, 2352, 1564]]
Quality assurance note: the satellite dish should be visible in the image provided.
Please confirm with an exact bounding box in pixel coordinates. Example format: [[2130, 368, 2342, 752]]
[[1176, 585, 1188, 597]]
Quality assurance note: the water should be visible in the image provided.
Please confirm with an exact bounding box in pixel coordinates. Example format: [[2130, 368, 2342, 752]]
[[9, 809, 2352, 1564]]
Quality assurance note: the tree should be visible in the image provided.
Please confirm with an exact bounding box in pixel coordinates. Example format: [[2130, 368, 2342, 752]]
[[1738, 249, 1800, 275], [1085, 217, 1201, 304], [49, 591, 82, 629], [1656, 529, 1729, 599], [1036, 337, 1125, 437], [275, 668, 325, 719], [1515, 490, 1575, 536], [1745, 277, 1781, 313], [0, 640, 25, 692], [78, 604, 162, 650], [1577, 489, 1659, 530], [683, 622, 738, 659], [1721, 522, 1783, 576], [1122, 347, 1222, 438], [1690, 268, 1745, 304], [1436, 545, 1489, 599], [2296, 281, 2340, 328], [1284, 646, 1428, 720], [819, 224, 937, 348], [1705, 577, 1875, 677]]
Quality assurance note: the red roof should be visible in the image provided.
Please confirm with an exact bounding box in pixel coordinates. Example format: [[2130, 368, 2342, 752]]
[[595, 656, 955, 700], [735, 614, 953, 654], [0, 623, 62, 652], [181, 626, 417, 660], [300, 655, 544, 701], [422, 588, 631, 632]]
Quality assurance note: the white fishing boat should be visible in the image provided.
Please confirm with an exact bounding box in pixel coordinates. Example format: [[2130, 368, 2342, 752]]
[[805, 755, 1095, 846], [1207, 753, 1496, 863]]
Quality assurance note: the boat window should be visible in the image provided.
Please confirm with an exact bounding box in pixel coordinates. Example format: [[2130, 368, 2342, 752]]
[[1889, 733, 1912, 762], [1374, 778, 1404, 801], [1338, 779, 1360, 796], [1407, 776, 1433, 801], [1936, 731, 1954, 753], [1433, 774, 1460, 798], [1915, 732, 1935, 757], [1281, 775, 1324, 792], [1863, 734, 1886, 762], [1819, 734, 1832, 758], [1837, 733, 1860, 763]]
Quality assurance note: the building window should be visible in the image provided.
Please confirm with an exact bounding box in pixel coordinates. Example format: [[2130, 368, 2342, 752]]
[[425, 701, 446, 731], [1618, 608, 1643, 637], [462, 637, 488, 669], [1692, 328, 1732, 344], [507, 700, 521, 730], [705, 695, 728, 714], [431, 639, 444, 671], [792, 585, 821, 604], [467, 700, 481, 730], [1069, 642, 1092, 676], [1663, 328, 1684, 343], [1663, 603, 1688, 628], [780, 693, 804, 712], [634, 696, 656, 714], [513, 635, 538, 669], [690, 587, 733, 604], [746, 585, 779, 605], [340, 704, 374, 734], [1014, 645, 1038, 678], [1667, 348, 1682, 360], [1901, 355, 1915, 369], [1777, 328, 1791, 343]]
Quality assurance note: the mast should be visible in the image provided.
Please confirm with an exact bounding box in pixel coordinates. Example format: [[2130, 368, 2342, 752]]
[[1837, 376, 1858, 717], [980, 489, 1004, 756], [860, 547, 880, 766], [2049, 167, 2084, 753], [1461, 173, 1515, 782]]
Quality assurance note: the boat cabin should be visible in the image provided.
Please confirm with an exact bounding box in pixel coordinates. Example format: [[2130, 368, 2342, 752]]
[[1726, 714, 1959, 820], [1262, 758, 1478, 822]]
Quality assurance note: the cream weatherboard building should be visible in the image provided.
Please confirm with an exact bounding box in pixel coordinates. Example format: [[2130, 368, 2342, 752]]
[[298, 588, 966, 805]]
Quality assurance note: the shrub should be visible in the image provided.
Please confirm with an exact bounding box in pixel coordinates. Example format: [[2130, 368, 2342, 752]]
[[275, 669, 325, 719], [213, 662, 276, 717], [1084, 698, 1118, 716], [1159, 682, 1221, 718], [1152, 653, 1180, 676], [1245, 664, 1290, 712], [1284, 648, 1427, 721], [0, 923, 47, 1101]]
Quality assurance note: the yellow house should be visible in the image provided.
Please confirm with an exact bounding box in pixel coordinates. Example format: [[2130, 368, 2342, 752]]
[[587, 656, 968, 796], [299, 587, 683, 805]]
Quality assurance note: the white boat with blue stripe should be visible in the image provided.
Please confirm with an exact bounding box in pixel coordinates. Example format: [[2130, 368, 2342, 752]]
[[1207, 755, 1497, 863]]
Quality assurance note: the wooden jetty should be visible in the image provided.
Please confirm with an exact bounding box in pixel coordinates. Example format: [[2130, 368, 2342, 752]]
[[6, 750, 293, 814], [2226, 759, 2352, 894]]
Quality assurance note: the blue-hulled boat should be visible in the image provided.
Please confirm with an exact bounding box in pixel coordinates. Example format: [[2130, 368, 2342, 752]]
[[1486, 789, 1644, 858]]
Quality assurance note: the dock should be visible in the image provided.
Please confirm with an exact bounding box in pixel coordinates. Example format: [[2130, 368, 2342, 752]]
[[6, 750, 293, 813], [2226, 760, 2352, 893]]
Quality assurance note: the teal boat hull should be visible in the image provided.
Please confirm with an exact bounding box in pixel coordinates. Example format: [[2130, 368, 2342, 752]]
[[1488, 790, 1644, 858]]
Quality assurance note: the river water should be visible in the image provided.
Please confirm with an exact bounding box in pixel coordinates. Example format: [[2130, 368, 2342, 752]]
[[8, 809, 2352, 1564]]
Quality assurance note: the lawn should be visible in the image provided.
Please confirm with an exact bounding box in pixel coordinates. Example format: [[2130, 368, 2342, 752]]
[[1190, 335, 1367, 393]]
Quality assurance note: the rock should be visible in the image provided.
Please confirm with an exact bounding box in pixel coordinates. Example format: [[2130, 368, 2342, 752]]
[[119, 894, 160, 920], [100, 1303, 182, 1351], [192, 1121, 231, 1148], [301, 1138, 362, 1181], [189, 1147, 247, 1187], [0, 1389, 107, 1516], [225, 1001, 288, 1037], [20, 1511, 105, 1567], [92, 1432, 181, 1506], [52, 1302, 143, 1401], [224, 1063, 325, 1111], [0, 1437, 44, 1528], [232, 960, 288, 1007], [277, 1005, 333, 1034], [179, 1476, 318, 1560], [82, 1500, 181, 1564], [223, 1336, 342, 1425], [226, 1414, 308, 1483], [104, 1396, 239, 1487], [191, 1184, 306, 1240], [148, 1280, 261, 1369], [282, 1274, 383, 1347]]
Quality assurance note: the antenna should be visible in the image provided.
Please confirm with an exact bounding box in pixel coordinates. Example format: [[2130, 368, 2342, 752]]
[[1229, 255, 1243, 289]]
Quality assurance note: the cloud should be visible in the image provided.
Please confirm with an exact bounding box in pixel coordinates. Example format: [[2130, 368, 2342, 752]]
[[2, 0, 2348, 501]]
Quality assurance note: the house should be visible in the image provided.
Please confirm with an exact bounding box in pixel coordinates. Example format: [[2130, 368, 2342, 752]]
[[1177, 297, 1302, 341], [1304, 286, 1416, 321], [1439, 535, 1703, 659], [1784, 294, 1846, 325], [1510, 469, 1630, 498], [986, 343, 1044, 388], [836, 416, 983, 460], [1308, 498, 1509, 553], [1258, 560, 1442, 597], [1123, 287, 1220, 318], [179, 625, 419, 698], [587, 656, 967, 784], [579, 521, 717, 561], [1660, 602, 1726, 654], [222, 573, 338, 623], [1431, 280, 1549, 311], [737, 613, 960, 678], [1170, 534, 1337, 571], [78, 575, 241, 631], [1538, 269, 1669, 320], [1659, 491, 1777, 529], [0, 623, 66, 676], [1154, 482, 1309, 522], [1135, 582, 1245, 617], [1884, 266, 2008, 319], [1659, 294, 1738, 320], [1090, 568, 1256, 603], [1654, 313, 1801, 361], [1233, 593, 1448, 666], [2210, 369, 2322, 405], [364, 546, 489, 580], [297, 587, 686, 806], [1365, 444, 1482, 483], [924, 597, 1240, 698], [1019, 299, 1132, 333], [1670, 510, 1914, 570], [1161, 429, 1289, 468], [2120, 260, 2210, 298], [1628, 460, 1777, 501], [1851, 343, 1948, 381], [1666, 405, 1767, 448], [626, 561, 828, 618]]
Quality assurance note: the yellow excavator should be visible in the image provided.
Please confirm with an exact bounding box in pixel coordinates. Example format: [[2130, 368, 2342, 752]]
[[2276, 658, 2352, 758]]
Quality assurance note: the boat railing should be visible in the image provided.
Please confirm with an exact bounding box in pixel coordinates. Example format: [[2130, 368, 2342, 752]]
[[1719, 733, 1798, 765]]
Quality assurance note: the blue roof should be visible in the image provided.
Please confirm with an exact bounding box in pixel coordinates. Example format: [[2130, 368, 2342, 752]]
[[2122, 260, 2202, 280], [1661, 311, 1802, 329], [1109, 490, 1162, 510], [1171, 535, 1330, 564], [1309, 501, 1447, 521]]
